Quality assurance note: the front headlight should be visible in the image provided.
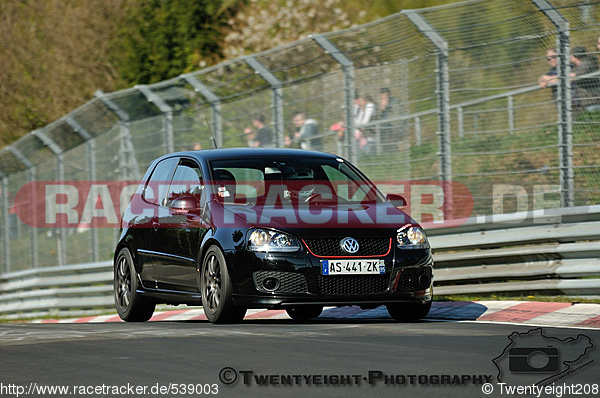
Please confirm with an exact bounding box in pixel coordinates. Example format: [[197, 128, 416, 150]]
[[248, 229, 300, 252], [397, 225, 429, 249]]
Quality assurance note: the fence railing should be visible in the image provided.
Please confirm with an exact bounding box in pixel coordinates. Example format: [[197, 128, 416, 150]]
[[1, 0, 600, 276], [429, 206, 600, 298], [361, 70, 600, 156], [1, 206, 598, 319]]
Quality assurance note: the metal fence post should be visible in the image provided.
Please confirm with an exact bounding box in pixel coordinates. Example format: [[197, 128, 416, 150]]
[[581, 0, 593, 25], [405, 11, 452, 216], [95, 91, 140, 181], [508, 95, 515, 135], [136, 85, 174, 154], [457, 107, 464, 139], [243, 57, 284, 148], [33, 129, 66, 266], [375, 125, 381, 155], [415, 117, 422, 146], [8, 147, 38, 268], [65, 117, 99, 262], [0, 170, 9, 273], [311, 34, 356, 162], [117, 123, 139, 181], [181, 74, 223, 148], [531, 0, 573, 207]]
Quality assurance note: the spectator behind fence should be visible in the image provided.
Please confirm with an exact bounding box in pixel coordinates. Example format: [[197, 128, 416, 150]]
[[588, 36, 600, 111], [376, 87, 395, 151], [330, 121, 345, 139], [353, 93, 376, 152], [570, 46, 600, 109], [244, 114, 274, 148], [539, 48, 558, 99], [183, 142, 202, 151], [243, 127, 258, 147], [378, 88, 394, 120], [354, 93, 376, 129], [288, 111, 321, 150]]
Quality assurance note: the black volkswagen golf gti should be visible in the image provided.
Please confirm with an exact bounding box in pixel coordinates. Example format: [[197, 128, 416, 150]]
[[114, 148, 433, 323]]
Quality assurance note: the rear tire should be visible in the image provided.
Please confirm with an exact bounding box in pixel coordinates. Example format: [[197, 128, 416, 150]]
[[286, 305, 323, 320], [386, 301, 431, 322], [114, 248, 155, 322], [201, 246, 246, 324]]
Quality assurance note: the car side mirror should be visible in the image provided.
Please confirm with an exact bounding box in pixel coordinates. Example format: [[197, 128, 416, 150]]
[[170, 195, 201, 214], [386, 193, 407, 208]]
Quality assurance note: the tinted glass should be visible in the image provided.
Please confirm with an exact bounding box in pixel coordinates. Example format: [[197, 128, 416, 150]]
[[208, 157, 382, 204], [165, 161, 202, 207], [143, 157, 178, 205]]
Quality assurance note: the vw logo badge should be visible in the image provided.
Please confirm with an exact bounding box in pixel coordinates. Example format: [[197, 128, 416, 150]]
[[340, 237, 359, 254]]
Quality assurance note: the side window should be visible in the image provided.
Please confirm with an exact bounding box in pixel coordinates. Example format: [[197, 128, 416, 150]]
[[165, 160, 202, 207], [142, 158, 178, 205]]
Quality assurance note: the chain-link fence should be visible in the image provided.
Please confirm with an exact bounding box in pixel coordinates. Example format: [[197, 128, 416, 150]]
[[1, 0, 600, 273]]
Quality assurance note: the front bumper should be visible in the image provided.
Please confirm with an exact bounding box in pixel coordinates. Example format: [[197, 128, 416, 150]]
[[233, 289, 433, 309], [225, 245, 434, 309]]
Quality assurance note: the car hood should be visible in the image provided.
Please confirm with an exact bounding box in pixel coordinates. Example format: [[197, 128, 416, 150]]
[[209, 201, 417, 238]]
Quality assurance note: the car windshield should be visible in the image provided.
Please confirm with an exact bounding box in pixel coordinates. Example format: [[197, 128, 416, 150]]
[[208, 157, 383, 205]]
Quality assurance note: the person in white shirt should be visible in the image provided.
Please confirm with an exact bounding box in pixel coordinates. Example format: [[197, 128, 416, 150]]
[[353, 93, 375, 151]]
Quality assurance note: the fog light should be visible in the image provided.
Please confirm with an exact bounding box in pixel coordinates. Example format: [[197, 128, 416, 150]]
[[263, 277, 280, 291], [418, 274, 431, 289]]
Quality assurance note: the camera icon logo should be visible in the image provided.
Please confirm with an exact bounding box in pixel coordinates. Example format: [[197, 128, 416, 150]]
[[508, 346, 559, 373], [493, 328, 594, 386]]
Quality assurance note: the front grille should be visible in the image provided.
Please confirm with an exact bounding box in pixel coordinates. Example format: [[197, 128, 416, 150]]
[[303, 238, 391, 257], [396, 267, 433, 292], [253, 271, 308, 294], [316, 275, 390, 295]]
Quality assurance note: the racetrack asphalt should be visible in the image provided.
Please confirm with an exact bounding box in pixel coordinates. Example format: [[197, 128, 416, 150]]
[[32, 300, 600, 328], [0, 317, 598, 398]]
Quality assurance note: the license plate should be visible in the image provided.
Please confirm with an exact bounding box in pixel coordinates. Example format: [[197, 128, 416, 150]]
[[321, 259, 385, 275]]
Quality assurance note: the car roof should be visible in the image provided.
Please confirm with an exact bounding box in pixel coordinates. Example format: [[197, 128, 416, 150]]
[[165, 147, 341, 161]]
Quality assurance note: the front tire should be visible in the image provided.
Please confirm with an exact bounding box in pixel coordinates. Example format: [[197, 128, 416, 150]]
[[201, 246, 246, 324], [286, 305, 323, 320], [114, 247, 155, 322], [386, 301, 431, 322]]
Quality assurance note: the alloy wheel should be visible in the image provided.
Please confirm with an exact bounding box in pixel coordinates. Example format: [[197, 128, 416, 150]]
[[203, 254, 221, 313], [116, 254, 132, 311]]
